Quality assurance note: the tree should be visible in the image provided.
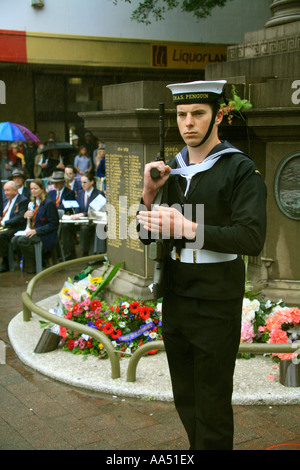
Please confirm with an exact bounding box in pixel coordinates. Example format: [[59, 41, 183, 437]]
[[113, 0, 234, 24]]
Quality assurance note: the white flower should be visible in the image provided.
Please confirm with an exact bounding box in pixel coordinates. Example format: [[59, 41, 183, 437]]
[[265, 299, 272, 309], [242, 298, 259, 324], [119, 322, 126, 328], [149, 332, 157, 339], [125, 347, 132, 354]]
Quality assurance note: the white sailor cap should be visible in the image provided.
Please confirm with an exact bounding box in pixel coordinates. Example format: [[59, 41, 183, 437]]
[[167, 80, 227, 105]]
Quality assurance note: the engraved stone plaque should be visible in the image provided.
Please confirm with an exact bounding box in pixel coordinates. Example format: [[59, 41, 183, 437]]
[[274, 152, 300, 220], [106, 142, 145, 276]]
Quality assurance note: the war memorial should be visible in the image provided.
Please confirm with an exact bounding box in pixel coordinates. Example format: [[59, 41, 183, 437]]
[[7, 1, 300, 450]]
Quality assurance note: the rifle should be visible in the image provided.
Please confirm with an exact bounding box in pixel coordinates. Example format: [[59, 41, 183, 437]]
[[149, 102, 168, 300], [150, 103, 165, 179]]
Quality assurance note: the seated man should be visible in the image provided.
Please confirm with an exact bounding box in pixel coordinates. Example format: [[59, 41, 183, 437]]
[[64, 165, 82, 196], [0, 181, 28, 272], [10, 168, 31, 200], [48, 170, 76, 213], [61, 170, 103, 258]]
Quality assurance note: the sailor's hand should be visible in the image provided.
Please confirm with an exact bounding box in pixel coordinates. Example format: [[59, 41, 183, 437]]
[[142, 162, 171, 210], [137, 205, 197, 239]]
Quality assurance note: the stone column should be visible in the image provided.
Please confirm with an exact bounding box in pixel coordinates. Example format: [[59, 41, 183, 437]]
[[265, 0, 300, 28]]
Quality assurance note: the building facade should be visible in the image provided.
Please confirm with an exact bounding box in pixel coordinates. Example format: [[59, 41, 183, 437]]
[[0, 0, 271, 142]]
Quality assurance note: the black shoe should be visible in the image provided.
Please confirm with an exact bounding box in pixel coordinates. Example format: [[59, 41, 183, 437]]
[[0, 264, 9, 273]]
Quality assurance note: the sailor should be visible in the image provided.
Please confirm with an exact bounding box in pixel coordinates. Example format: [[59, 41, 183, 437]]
[[137, 80, 267, 450]]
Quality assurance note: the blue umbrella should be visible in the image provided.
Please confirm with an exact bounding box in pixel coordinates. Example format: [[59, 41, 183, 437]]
[[0, 121, 40, 142]]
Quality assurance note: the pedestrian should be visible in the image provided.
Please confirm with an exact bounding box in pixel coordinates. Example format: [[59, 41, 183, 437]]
[[137, 80, 267, 450], [74, 145, 92, 177]]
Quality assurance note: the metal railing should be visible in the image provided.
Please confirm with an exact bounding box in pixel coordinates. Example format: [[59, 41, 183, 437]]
[[126, 339, 300, 382], [21, 255, 300, 383], [22, 253, 121, 379]]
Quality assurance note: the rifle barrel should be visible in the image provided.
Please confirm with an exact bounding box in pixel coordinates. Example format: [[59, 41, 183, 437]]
[[150, 103, 165, 179]]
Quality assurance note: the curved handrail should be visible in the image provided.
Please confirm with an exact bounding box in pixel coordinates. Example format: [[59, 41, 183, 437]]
[[24, 254, 105, 305], [126, 340, 300, 382], [21, 254, 121, 379]]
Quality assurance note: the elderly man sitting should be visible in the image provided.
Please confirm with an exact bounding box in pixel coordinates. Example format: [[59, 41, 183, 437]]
[[0, 181, 28, 272]]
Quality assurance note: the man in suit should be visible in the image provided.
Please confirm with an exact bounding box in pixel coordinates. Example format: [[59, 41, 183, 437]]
[[61, 171, 103, 258], [0, 180, 28, 272], [64, 165, 82, 196], [10, 168, 31, 200], [48, 170, 76, 212]]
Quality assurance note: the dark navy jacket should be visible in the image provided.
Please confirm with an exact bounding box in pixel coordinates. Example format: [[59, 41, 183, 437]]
[[34, 197, 59, 251], [75, 188, 103, 216], [48, 186, 76, 212], [2, 194, 28, 231]]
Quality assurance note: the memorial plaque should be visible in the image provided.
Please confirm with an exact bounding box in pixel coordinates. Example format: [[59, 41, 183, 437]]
[[104, 142, 182, 277], [105, 142, 146, 276], [274, 152, 300, 220]]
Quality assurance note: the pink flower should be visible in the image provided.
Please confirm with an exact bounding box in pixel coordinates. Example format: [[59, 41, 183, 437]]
[[69, 291, 80, 302], [268, 328, 288, 344], [240, 322, 255, 343]]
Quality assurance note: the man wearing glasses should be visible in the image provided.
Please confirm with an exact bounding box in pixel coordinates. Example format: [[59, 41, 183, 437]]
[[62, 170, 103, 258]]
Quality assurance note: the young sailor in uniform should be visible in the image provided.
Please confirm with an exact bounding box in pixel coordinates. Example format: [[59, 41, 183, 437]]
[[137, 80, 267, 450]]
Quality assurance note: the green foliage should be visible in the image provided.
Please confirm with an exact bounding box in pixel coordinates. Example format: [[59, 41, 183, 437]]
[[113, 0, 233, 24]]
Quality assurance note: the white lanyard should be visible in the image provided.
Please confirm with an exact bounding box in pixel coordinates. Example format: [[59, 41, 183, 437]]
[[171, 147, 243, 197]]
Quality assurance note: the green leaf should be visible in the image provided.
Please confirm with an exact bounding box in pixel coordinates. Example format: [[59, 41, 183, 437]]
[[91, 261, 124, 299]]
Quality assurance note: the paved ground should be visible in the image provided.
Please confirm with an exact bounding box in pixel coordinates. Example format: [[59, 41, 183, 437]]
[[0, 263, 300, 451]]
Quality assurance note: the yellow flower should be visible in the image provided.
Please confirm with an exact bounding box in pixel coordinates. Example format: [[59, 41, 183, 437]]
[[61, 287, 72, 299], [91, 277, 103, 283], [98, 343, 104, 350]]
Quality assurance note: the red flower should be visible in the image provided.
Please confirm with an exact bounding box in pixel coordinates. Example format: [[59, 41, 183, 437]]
[[67, 339, 75, 350], [86, 340, 93, 348], [95, 318, 104, 330], [90, 300, 101, 311], [129, 302, 140, 314], [146, 350, 158, 355], [111, 329, 122, 339], [140, 306, 152, 320], [103, 321, 113, 335], [59, 327, 67, 339], [72, 302, 83, 314]]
